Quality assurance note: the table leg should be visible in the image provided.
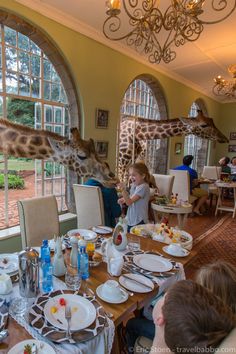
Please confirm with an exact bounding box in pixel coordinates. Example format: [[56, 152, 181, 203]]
[[177, 214, 184, 229], [215, 187, 222, 216]]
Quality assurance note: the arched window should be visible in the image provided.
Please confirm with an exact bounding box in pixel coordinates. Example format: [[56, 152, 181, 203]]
[[184, 100, 209, 174], [119, 75, 168, 174], [0, 12, 80, 230]]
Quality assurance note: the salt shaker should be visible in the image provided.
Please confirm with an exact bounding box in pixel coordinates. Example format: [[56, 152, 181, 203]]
[[70, 236, 78, 268]]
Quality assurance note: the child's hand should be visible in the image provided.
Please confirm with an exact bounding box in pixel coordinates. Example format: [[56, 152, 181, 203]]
[[118, 197, 125, 205], [118, 182, 126, 191]]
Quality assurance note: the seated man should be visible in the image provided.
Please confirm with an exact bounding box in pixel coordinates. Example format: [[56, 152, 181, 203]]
[[174, 155, 208, 215]]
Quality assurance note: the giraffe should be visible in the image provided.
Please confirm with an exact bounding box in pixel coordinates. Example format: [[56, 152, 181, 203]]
[[0, 119, 114, 185], [118, 111, 228, 181]]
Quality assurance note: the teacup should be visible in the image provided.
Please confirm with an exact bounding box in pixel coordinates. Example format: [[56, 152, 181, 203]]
[[168, 243, 184, 255], [101, 280, 122, 301], [0, 274, 13, 295]]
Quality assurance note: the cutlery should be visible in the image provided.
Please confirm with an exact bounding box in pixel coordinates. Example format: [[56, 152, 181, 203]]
[[122, 274, 154, 290], [119, 285, 134, 296], [31, 343, 38, 354], [65, 305, 73, 342], [95, 226, 111, 233], [0, 329, 8, 343], [85, 286, 114, 318]]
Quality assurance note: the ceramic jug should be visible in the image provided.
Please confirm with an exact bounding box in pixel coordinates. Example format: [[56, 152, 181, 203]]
[[112, 217, 128, 251], [53, 236, 66, 276]]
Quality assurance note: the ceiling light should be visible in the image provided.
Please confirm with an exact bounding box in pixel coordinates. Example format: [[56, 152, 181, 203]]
[[103, 0, 236, 64], [213, 64, 236, 99]]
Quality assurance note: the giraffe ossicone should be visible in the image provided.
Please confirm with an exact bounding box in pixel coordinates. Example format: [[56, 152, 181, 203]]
[[0, 119, 115, 186], [118, 111, 228, 181]]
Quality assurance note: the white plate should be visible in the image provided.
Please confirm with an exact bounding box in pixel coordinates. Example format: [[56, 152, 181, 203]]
[[8, 340, 55, 354], [119, 273, 154, 293], [0, 254, 18, 275], [67, 229, 97, 241], [44, 294, 96, 331], [96, 284, 128, 304], [162, 246, 190, 258], [92, 226, 113, 234], [133, 254, 172, 272], [48, 240, 66, 252]]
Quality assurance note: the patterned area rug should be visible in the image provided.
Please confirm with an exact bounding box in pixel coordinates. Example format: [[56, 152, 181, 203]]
[[185, 215, 236, 279]]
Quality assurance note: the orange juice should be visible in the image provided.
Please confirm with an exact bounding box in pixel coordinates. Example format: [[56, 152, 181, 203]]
[[86, 242, 95, 261]]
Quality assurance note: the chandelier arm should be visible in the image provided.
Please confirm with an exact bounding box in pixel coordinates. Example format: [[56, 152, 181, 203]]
[[122, 0, 155, 23], [103, 16, 142, 41], [199, 1, 236, 25]]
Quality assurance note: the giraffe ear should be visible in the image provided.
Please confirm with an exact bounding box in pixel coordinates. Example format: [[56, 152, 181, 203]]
[[89, 139, 96, 154], [70, 127, 81, 145]]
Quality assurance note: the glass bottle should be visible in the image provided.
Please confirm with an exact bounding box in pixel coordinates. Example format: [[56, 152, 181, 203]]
[[78, 246, 89, 280]]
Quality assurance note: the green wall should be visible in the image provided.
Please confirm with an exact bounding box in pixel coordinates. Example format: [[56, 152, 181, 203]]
[[0, 0, 227, 173]]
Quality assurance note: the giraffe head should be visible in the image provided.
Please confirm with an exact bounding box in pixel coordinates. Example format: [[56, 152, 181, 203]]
[[48, 128, 117, 186], [180, 111, 228, 143]]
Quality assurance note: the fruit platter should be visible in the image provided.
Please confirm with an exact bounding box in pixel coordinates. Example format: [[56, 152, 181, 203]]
[[130, 223, 192, 250]]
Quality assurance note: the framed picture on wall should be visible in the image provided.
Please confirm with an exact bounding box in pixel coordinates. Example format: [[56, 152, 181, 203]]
[[228, 145, 236, 153], [95, 141, 109, 158], [230, 132, 236, 140], [95, 109, 109, 129], [175, 142, 182, 155]]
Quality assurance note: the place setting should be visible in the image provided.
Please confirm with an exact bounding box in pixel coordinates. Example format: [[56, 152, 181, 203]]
[[28, 289, 107, 343]]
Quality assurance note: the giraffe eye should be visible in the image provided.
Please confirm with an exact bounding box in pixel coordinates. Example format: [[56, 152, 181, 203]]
[[78, 154, 87, 160]]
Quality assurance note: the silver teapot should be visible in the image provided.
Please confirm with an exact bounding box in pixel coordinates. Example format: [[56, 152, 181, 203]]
[[19, 247, 39, 298]]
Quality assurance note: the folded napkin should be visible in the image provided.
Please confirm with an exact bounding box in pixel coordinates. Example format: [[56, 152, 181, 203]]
[[0, 298, 9, 330], [107, 242, 124, 276]]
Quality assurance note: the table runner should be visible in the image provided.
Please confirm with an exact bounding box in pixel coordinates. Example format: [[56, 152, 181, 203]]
[[3, 276, 115, 354]]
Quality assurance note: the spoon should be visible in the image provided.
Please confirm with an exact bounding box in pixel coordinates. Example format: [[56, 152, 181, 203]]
[[0, 329, 8, 342]]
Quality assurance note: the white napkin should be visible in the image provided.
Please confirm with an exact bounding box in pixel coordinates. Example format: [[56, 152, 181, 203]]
[[106, 242, 124, 276]]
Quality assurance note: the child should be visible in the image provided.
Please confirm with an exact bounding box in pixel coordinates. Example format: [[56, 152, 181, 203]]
[[118, 162, 150, 232]]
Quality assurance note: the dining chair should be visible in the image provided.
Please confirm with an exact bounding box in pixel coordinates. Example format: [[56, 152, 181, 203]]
[[169, 170, 197, 204], [73, 184, 105, 228], [18, 195, 60, 249], [152, 174, 175, 198], [202, 166, 221, 180]]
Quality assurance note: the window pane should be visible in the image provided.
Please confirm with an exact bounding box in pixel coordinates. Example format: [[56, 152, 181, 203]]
[[31, 77, 40, 98], [5, 47, 17, 71], [35, 103, 41, 123], [30, 40, 41, 55], [45, 125, 53, 131], [54, 107, 62, 123], [51, 83, 60, 101], [0, 96, 3, 117], [4, 27, 16, 46], [44, 81, 51, 100], [31, 55, 40, 77], [0, 71, 2, 92], [43, 59, 51, 80], [45, 105, 52, 123], [7, 98, 34, 127], [18, 51, 30, 73], [18, 32, 30, 51], [19, 75, 30, 96], [60, 86, 67, 103], [51, 67, 60, 82], [6, 72, 18, 93], [54, 125, 62, 135]]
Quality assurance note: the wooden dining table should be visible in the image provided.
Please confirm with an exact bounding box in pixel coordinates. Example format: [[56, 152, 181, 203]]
[[0, 235, 197, 354]]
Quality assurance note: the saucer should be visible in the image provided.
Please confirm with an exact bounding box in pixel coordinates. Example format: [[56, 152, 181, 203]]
[[8, 340, 55, 354], [96, 284, 128, 304], [162, 245, 189, 257]]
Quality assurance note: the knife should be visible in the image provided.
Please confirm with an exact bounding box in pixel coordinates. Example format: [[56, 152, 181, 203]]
[[122, 274, 153, 290]]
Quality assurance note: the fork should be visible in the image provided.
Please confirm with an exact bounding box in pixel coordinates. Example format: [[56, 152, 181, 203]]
[[65, 305, 72, 341]]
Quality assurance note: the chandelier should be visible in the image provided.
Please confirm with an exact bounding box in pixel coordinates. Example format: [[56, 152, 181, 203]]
[[213, 64, 236, 99], [103, 0, 236, 64]]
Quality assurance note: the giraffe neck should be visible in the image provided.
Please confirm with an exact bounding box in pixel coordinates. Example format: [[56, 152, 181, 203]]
[[134, 117, 191, 140], [0, 119, 62, 160]]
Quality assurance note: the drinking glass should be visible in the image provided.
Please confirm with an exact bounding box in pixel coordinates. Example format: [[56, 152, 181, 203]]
[[86, 242, 95, 261], [9, 297, 28, 317], [65, 266, 81, 291], [127, 235, 141, 252]]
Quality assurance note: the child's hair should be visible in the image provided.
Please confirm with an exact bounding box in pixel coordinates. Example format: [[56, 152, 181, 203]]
[[162, 280, 236, 354], [129, 162, 150, 184], [196, 261, 236, 314]]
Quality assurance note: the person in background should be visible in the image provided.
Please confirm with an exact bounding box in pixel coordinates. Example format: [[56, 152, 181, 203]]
[[174, 154, 208, 215], [118, 162, 150, 232], [84, 163, 121, 227], [219, 156, 231, 174], [151, 280, 236, 354], [229, 156, 236, 176], [196, 260, 236, 314]]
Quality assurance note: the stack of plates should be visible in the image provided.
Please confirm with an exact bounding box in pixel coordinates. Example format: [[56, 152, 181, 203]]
[[0, 254, 19, 277]]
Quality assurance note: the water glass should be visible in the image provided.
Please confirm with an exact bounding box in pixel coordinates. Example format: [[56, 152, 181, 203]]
[[65, 267, 81, 291], [9, 297, 28, 316], [127, 235, 141, 252]]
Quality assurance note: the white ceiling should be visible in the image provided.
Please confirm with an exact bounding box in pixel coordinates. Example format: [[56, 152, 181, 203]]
[[15, 0, 236, 103]]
